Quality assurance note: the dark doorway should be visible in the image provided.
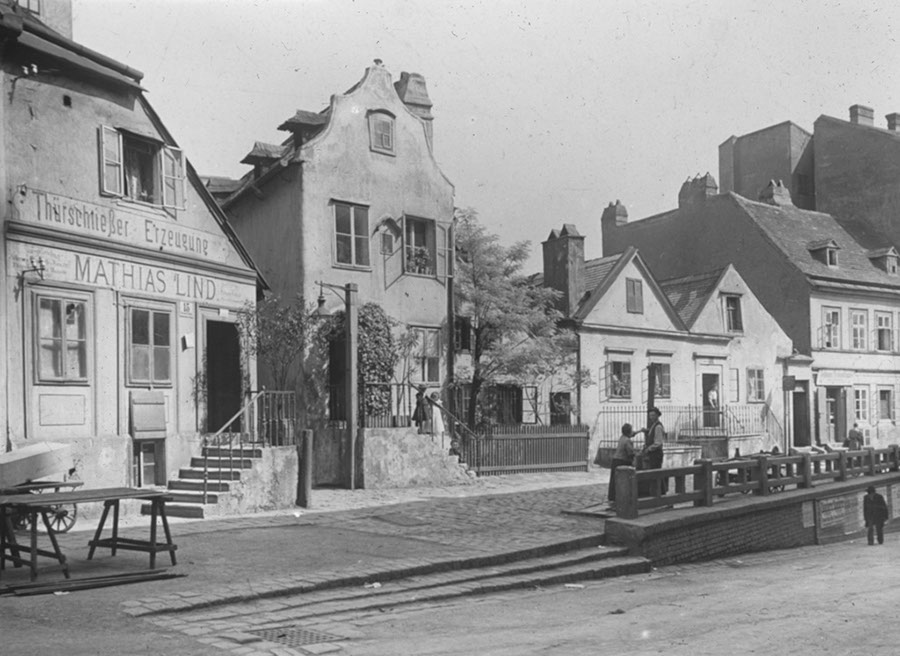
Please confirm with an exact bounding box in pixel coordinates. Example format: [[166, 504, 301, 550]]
[[825, 387, 847, 444], [702, 373, 721, 428], [206, 321, 242, 433], [792, 382, 810, 447]]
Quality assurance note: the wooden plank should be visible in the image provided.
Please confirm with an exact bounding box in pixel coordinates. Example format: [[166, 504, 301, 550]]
[[0, 487, 169, 507]]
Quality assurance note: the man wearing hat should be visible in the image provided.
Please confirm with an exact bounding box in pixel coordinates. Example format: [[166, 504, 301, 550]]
[[863, 485, 889, 545]]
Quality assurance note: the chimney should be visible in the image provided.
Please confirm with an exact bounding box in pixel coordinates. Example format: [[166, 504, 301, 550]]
[[678, 173, 718, 208], [541, 224, 585, 317], [850, 104, 874, 126], [759, 179, 794, 206], [887, 113, 900, 131], [395, 72, 434, 151], [600, 200, 628, 228]]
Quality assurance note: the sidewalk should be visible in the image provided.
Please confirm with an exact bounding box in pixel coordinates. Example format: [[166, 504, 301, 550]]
[[2, 471, 610, 603]]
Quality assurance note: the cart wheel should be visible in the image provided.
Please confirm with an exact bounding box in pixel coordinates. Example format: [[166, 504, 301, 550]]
[[43, 504, 78, 533]]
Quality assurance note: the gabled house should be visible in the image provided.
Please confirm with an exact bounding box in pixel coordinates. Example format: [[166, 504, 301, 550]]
[[214, 61, 461, 487], [0, 0, 267, 497], [539, 225, 794, 463], [603, 175, 900, 448]]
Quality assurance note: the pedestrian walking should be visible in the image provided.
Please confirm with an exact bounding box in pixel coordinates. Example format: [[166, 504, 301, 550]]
[[863, 485, 889, 545], [413, 386, 430, 434], [608, 423, 636, 508]]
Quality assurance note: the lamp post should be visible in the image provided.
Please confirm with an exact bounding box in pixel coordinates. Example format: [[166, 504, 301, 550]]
[[317, 281, 359, 490]]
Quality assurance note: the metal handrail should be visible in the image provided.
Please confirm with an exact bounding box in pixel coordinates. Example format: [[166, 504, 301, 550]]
[[202, 389, 266, 504]]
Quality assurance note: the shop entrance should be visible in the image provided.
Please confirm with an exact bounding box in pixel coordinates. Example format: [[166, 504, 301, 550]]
[[206, 321, 242, 433]]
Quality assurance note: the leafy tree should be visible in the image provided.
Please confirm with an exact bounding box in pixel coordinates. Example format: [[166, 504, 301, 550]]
[[454, 208, 587, 426]]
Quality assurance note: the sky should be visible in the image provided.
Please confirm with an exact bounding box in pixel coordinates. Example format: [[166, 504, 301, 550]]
[[72, 0, 900, 272]]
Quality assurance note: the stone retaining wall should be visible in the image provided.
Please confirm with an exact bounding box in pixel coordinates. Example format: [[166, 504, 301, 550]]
[[362, 427, 474, 489]]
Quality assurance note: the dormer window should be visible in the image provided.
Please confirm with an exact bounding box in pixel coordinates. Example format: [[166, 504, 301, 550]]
[[808, 239, 840, 267], [723, 295, 743, 332], [367, 110, 395, 156], [867, 247, 900, 275]]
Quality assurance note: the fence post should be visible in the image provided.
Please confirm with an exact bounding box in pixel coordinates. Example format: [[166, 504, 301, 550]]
[[867, 447, 877, 477], [800, 452, 813, 489], [297, 429, 313, 508], [615, 466, 638, 519], [693, 458, 713, 507], [753, 455, 769, 496], [838, 450, 848, 481]]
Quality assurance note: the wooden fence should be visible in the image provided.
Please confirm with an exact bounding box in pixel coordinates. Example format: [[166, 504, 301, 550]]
[[459, 424, 590, 476], [614, 445, 900, 518]]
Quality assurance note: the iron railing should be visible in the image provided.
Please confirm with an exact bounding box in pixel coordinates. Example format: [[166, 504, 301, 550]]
[[201, 389, 299, 503], [459, 424, 591, 476]]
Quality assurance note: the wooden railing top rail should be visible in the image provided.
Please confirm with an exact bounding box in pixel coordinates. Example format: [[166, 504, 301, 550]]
[[613, 445, 900, 519]]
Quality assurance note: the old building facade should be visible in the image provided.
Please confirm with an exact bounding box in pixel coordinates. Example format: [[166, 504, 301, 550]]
[[1, 1, 262, 488], [603, 176, 900, 448]]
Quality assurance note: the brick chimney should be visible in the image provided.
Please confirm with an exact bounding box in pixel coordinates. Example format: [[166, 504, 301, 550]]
[[600, 200, 628, 229], [759, 179, 794, 206], [541, 224, 585, 317], [678, 173, 718, 208], [850, 104, 874, 126], [395, 71, 434, 151], [887, 113, 900, 131]]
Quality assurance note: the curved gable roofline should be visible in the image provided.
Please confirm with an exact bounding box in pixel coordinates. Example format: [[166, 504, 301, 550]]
[[296, 63, 455, 191]]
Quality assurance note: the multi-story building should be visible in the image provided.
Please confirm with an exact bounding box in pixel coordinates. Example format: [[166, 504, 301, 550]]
[[0, 1, 264, 489], [603, 176, 900, 448], [536, 224, 795, 461]]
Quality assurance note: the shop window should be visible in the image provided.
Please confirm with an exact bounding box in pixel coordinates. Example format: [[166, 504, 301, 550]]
[[747, 368, 765, 402], [333, 201, 370, 267], [99, 126, 184, 210], [129, 307, 172, 385], [35, 295, 88, 383], [626, 279, 643, 314], [414, 326, 441, 383], [367, 110, 395, 155]]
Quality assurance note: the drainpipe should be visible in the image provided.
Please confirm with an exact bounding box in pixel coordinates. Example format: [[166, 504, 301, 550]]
[[345, 283, 358, 490]]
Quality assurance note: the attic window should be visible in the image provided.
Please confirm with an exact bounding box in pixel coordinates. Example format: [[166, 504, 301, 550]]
[[826, 248, 839, 267], [367, 110, 395, 156], [808, 239, 840, 268], [868, 249, 900, 275]]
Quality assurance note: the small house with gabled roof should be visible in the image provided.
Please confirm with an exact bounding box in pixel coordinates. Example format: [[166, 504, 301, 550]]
[[603, 175, 900, 448]]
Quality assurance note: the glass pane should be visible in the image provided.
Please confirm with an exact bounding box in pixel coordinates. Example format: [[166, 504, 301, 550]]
[[65, 302, 85, 340], [153, 312, 170, 346], [39, 298, 61, 339], [355, 236, 370, 266], [335, 204, 351, 235], [153, 346, 170, 382], [104, 163, 121, 194], [39, 341, 62, 378], [66, 342, 86, 378], [336, 234, 351, 263], [131, 345, 150, 380], [132, 309, 150, 345], [353, 207, 368, 236]]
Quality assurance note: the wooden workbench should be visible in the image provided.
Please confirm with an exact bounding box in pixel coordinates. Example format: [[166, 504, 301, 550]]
[[0, 487, 177, 581]]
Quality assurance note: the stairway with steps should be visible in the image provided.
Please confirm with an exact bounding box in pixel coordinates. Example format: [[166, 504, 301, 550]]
[[143, 444, 263, 519]]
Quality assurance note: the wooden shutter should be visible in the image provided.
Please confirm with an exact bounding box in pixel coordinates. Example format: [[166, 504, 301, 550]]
[[99, 126, 122, 196], [161, 146, 185, 210]]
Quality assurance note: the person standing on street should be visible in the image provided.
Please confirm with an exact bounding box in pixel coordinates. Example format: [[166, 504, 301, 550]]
[[863, 485, 889, 545], [847, 423, 864, 451], [608, 423, 637, 509]]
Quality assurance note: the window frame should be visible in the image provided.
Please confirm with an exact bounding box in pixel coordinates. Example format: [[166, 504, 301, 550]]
[[33, 292, 91, 385], [608, 360, 632, 400], [126, 304, 174, 387], [822, 307, 841, 349], [651, 362, 671, 399], [877, 387, 893, 422], [413, 326, 441, 384], [746, 367, 765, 403], [854, 386, 870, 423], [625, 278, 643, 314], [99, 126, 185, 211], [367, 110, 395, 156], [850, 309, 868, 351], [333, 201, 371, 268], [826, 248, 839, 267], [875, 311, 893, 352], [724, 294, 743, 332], [454, 316, 472, 352]]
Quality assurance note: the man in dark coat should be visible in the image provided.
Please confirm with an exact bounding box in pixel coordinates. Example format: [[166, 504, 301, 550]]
[[863, 485, 889, 545]]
